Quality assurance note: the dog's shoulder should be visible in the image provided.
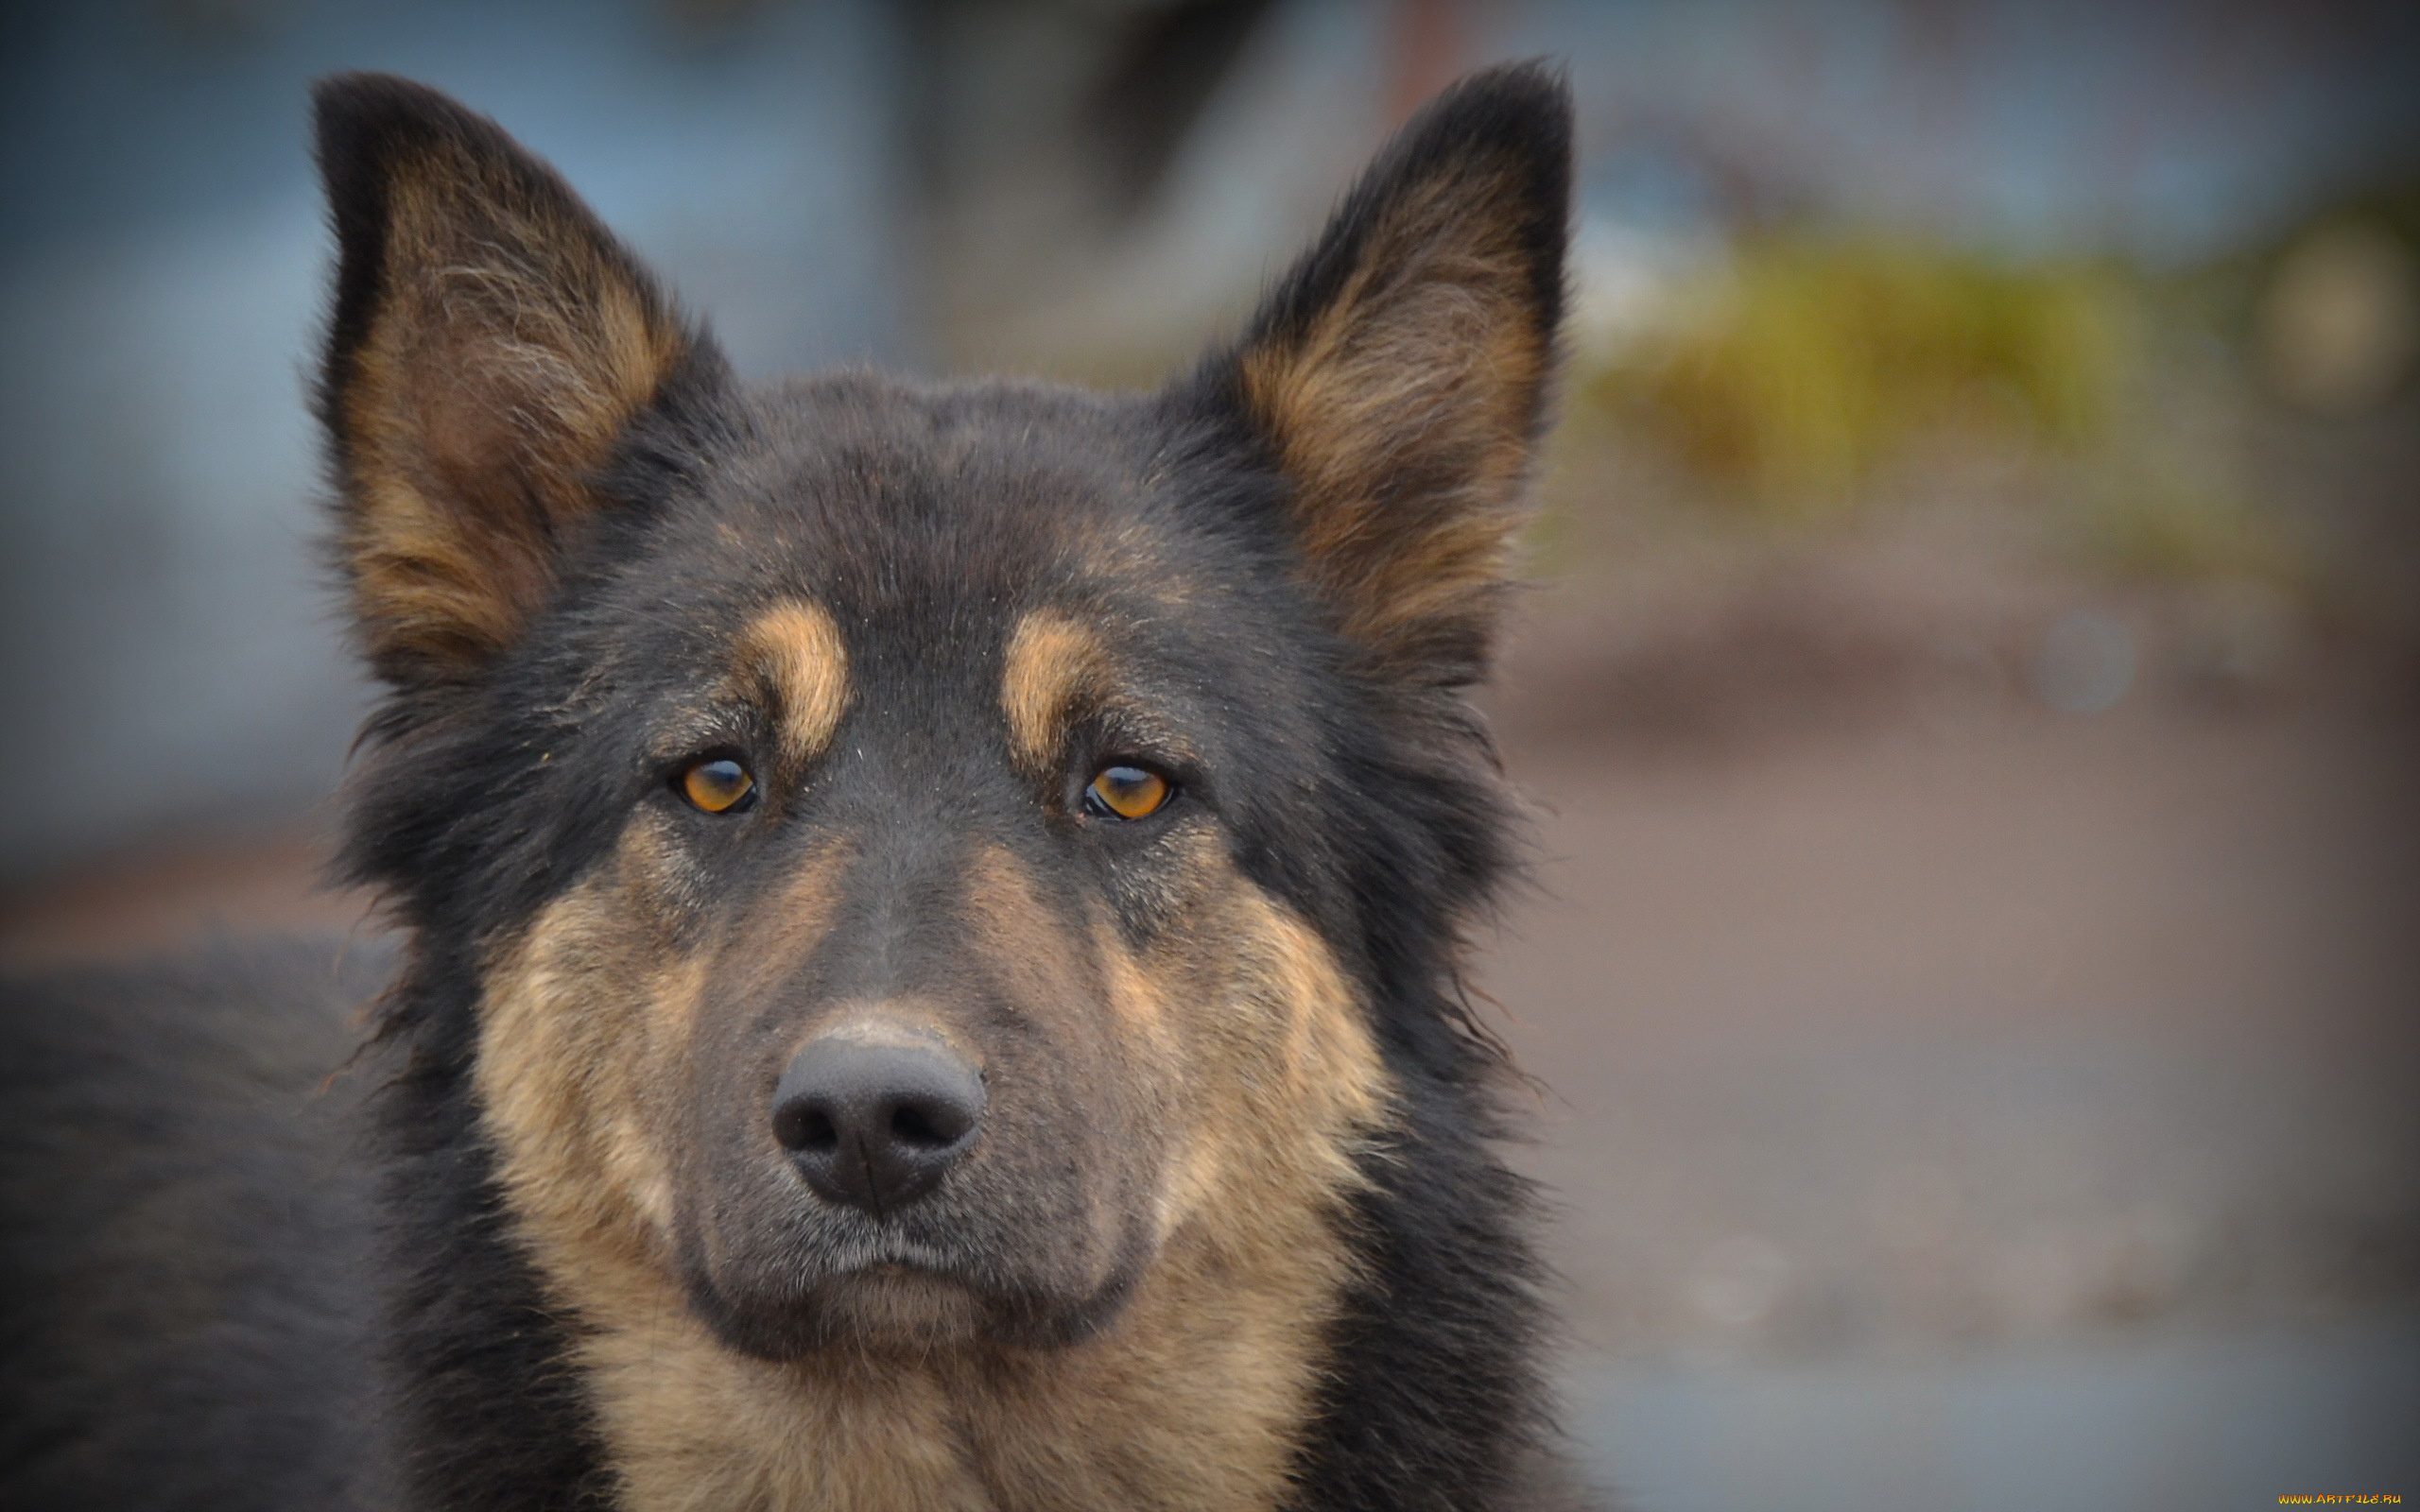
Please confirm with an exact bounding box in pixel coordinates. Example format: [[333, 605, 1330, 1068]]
[[0, 937, 399, 1511]]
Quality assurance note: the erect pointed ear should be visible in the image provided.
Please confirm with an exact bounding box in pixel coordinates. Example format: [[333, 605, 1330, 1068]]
[[313, 72, 714, 692], [1203, 62, 1569, 686]]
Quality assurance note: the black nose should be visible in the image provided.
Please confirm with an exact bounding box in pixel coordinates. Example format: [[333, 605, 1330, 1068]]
[[771, 1034, 984, 1216]]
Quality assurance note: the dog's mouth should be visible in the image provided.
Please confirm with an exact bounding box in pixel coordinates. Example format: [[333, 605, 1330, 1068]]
[[674, 1194, 1152, 1361], [683, 1257, 1143, 1362], [778, 1211, 967, 1273]]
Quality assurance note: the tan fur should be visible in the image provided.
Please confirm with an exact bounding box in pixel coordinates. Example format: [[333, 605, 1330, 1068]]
[[1236, 167, 1547, 670], [999, 611, 1111, 771], [337, 144, 685, 681], [475, 822, 1391, 1511], [740, 602, 852, 763]]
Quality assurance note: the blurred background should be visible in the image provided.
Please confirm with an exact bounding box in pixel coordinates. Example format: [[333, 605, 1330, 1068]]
[[3, 1, 2416, 1505]]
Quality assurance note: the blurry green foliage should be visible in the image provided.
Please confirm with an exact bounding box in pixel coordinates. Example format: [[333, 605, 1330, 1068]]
[[1581, 237, 2134, 518], [1563, 232, 2354, 597]]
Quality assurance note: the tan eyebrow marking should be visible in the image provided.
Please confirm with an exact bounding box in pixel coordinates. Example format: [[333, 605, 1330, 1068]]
[[738, 600, 850, 762], [1001, 610, 1111, 770]]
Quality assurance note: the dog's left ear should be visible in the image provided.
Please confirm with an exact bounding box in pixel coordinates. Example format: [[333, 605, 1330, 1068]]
[[1198, 62, 1569, 686]]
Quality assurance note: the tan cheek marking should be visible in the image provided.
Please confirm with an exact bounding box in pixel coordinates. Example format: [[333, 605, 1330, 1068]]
[[1117, 873, 1393, 1246], [478, 826, 863, 1281], [957, 844, 1098, 1027], [1098, 919, 1169, 1035], [1001, 610, 1109, 770], [739, 600, 850, 763], [475, 867, 700, 1263], [1253, 900, 1392, 1136], [765, 833, 856, 945], [986, 882, 1393, 1509], [1088, 820, 1226, 1039]]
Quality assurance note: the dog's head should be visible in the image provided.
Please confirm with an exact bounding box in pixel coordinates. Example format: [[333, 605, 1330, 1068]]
[[320, 68, 1566, 1362]]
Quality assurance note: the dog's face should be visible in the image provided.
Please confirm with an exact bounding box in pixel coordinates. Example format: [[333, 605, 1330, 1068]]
[[464, 384, 1401, 1360], [319, 72, 1565, 1365]]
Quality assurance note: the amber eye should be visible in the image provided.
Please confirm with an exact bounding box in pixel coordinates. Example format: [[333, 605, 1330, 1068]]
[[679, 757, 755, 814], [1084, 764, 1169, 820]]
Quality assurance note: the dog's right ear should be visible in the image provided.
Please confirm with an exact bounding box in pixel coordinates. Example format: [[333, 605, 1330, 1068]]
[[314, 73, 712, 693]]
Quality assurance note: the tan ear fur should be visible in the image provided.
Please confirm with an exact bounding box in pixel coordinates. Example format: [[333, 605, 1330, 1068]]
[[1226, 64, 1569, 684], [316, 74, 693, 689]]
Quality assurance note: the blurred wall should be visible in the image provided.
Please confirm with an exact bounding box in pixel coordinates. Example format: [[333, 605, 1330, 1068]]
[[1517, 0, 2420, 261], [910, 0, 2419, 394], [0, 0, 916, 876], [4, 0, 2414, 880]]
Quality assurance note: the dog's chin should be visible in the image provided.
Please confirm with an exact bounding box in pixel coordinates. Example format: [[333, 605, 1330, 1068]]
[[794, 1265, 988, 1351], [689, 1259, 1144, 1363]]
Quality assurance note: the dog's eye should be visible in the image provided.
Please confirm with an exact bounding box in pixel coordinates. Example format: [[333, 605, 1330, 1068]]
[[1083, 765, 1169, 820], [679, 758, 756, 814]]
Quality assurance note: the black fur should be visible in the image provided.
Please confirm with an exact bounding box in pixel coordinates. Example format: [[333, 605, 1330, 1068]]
[[0, 62, 1586, 1511], [0, 942, 397, 1509]]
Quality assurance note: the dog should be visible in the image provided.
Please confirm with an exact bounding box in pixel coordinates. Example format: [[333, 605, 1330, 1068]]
[[1, 62, 1586, 1511]]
